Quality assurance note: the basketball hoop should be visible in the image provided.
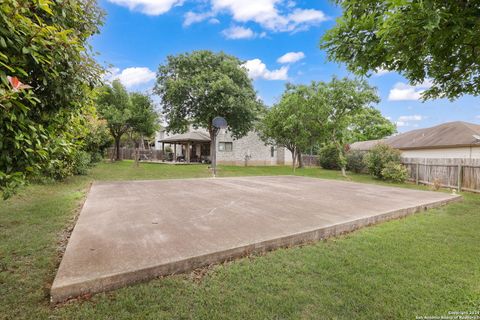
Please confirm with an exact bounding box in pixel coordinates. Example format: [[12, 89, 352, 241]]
[[212, 116, 227, 129]]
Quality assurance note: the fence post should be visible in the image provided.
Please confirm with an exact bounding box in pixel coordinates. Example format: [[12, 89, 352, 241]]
[[457, 164, 462, 192], [415, 163, 419, 185]]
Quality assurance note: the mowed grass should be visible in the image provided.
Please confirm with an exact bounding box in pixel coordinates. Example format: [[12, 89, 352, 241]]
[[0, 161, 479, 319]]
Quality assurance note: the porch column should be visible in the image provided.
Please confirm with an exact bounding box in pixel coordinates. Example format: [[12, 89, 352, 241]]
[[162, 142, 165, 161], [186, 141, 191, 163], [173, 143, 177, 162]]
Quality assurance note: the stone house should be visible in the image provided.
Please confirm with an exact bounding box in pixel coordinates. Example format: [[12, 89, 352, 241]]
[[154, 127, 293, 166]]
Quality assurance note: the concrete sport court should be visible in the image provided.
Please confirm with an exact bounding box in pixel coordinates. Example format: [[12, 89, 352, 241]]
[[51, 176, 461, 302]]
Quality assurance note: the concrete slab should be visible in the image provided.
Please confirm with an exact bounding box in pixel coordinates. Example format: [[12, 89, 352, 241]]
[[51, 176, 461, 302]]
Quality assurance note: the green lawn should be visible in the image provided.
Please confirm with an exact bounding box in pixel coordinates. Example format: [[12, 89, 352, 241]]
[[1, 161, 479, 319]]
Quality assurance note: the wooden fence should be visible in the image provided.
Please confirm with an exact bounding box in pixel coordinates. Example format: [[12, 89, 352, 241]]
[[402, 158, 480, 193], [301, 155, 320, 167], [107, 148, 164, 161]]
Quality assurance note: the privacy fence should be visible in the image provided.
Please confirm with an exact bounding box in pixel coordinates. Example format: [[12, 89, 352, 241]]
[[402, 158, 480, 193], [301, 155, 320, 167], [107, 148, 164, 161]]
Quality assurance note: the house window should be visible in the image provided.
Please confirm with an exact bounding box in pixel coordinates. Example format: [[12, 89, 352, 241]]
[[218, 142, 233, 152], [270, 146, 275, 157]]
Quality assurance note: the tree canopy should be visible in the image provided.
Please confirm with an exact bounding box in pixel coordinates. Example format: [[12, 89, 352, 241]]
[[259, 83, 320, 168], [320, 0, 480, 100], [260, 78, 380, 172], [97, 80, 158, 160], [347, 107, 396, 143], [154, 50, 262, 140], [0, 0, 104, 198]]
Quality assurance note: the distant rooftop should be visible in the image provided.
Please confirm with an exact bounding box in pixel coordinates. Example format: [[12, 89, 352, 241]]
[[350, 121, 480, 151]]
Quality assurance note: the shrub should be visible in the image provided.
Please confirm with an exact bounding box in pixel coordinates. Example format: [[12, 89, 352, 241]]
[[346, 150, 367, 173], [364, 144, 402, 178], [318, 144, 340, 170], [73, 151, 92, 175], [381, 162, 408, 182]]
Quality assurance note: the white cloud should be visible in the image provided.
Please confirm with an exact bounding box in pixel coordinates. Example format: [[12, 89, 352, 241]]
[[183, 11, 214, 26], [395, 121, 408, 127], [288, 8, 326, 25], [243, 59, 288, 80], [209, 18, 220, 24], [374, 68, 391, 76], [398, 115, 424, 122], [106, 0, 184, 15], [475, 115, 480, 119], [222, 26, 260, 39], [110, 0, 328, 34], [211, 0, 327, 32], [277, 51, 305, 64], [106, 67, 156, 88], [388, 80, 432, 101]]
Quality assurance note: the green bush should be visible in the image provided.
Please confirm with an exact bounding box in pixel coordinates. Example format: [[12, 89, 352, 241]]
[[73, 151, 92, 176], [364, 144, 402, 178], [381, 162, 408, 182], [346, 150, 367, 173], [318, 144, 341, 170]]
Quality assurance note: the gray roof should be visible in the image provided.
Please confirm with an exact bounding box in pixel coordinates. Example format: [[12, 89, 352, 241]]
[[350, 121, 480, 151], [159, 131, 211, 143], [349, 139, 385, 151]]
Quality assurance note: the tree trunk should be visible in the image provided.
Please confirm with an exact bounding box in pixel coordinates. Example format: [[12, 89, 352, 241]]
[[115, 137, 121, 161], [297, 151, 303, 169], [291, 147, 297, 172], [341, 166, 347, 177]]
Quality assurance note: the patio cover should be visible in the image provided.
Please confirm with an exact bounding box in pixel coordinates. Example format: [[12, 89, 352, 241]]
[[159, 131, 211, 143]]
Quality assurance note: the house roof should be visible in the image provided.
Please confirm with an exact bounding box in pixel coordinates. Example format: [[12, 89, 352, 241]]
[[349, 139, 385, 151], [159, 131, 211, 143], [350, 121, 480, 151]]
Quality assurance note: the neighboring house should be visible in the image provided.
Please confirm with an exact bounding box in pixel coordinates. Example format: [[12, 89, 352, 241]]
[[154, 127, 293, 166], [350, 121, 480, 159]]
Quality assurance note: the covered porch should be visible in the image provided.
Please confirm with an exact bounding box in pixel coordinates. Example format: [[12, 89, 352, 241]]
[[159, 131, 211, 163]]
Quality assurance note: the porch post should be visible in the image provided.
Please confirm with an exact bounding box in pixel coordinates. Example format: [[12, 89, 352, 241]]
[[162, 142, 165, 161], [173, 143, 177, 162], [186, 141, 191, 163]]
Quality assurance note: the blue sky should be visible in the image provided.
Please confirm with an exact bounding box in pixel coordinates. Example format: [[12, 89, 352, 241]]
[[92, 0, 480, 132]]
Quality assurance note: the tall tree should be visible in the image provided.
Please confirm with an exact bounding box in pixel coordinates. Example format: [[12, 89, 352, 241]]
[[260, 83, 326, 169], [129, 92, 159, 164], [96, 80, 132, 161], [320, 0, 480, 100], [154, 50, 262, 161], [261, 79, 380, 174], [322, 78, 380, 176], [0, 0, 104, 198]]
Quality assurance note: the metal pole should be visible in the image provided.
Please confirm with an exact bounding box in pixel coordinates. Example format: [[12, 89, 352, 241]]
[[212, 130, 217, 177]]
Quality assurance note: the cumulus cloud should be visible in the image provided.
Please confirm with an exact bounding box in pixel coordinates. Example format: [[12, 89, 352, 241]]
[[212, 0, 327, 32], [388, 80, 432, 101], [106, 67, 156, 88], [395, 121, 408, 127], [277, 51, 305, 64], [243, 59, 288, 80], [106, 0, 184, 15], [222, 26, 262, 39]]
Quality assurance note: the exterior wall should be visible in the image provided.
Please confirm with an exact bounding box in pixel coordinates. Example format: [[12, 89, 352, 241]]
[[216, 130, 278, 166], [400, 146, 480, 159], [155, 127, 294, 166]]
